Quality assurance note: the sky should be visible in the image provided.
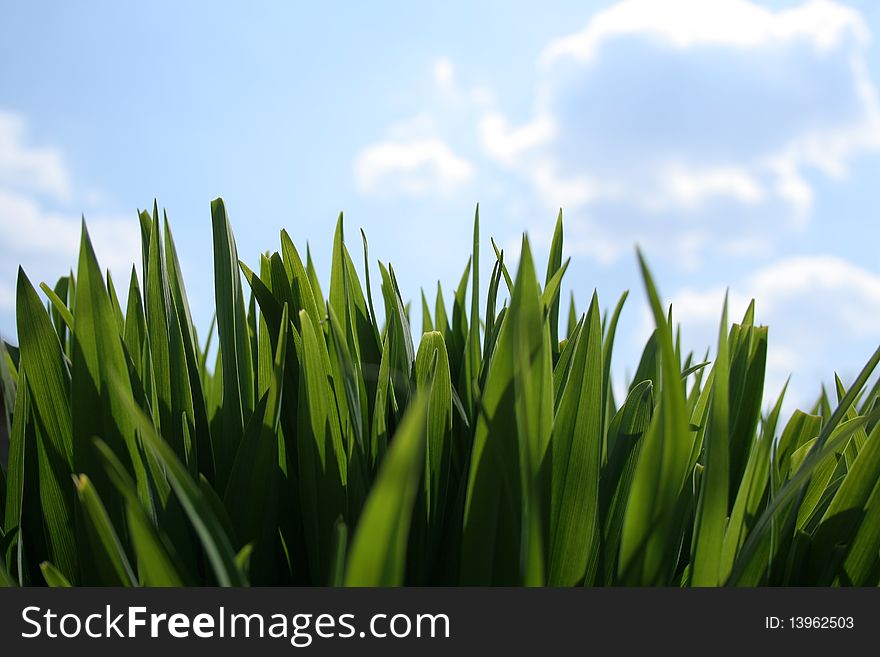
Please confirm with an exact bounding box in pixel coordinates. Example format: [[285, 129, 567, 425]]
[[1, 0, 880, 413]]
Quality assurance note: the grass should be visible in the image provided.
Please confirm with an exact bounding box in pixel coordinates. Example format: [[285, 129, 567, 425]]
[[1, 198, 880, 587]]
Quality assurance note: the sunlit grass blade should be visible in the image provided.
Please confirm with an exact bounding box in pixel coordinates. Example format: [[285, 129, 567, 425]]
[[295, 309, 348, 584], [16, 269, 77, 581], [71, 221, 152, 554], [345, 396, 427, 586], [619, 251, 692, 585], [462, 237, 549, 585], [409, 331, 453, 582], [547, 292, 603, 586], [211, 197, 254, 486], [690, 293, 729, 586], [545, 209, 564, 358]]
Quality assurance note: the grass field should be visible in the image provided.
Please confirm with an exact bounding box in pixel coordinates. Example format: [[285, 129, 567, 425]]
[[1, 198, 879, 587]]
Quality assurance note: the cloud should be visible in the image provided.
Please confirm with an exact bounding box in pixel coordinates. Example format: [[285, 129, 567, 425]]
[[0, 189, 139, 272], [481, 0, 880, 266], [480, 112, 557, 166], [354, 137, 474, 196], [0, 111, 71, 200], [656, 164, 765, 209], [652, 254, 880, 407], [540, 0, 868, 65], [354, 54, 506, 198], [0, 109, 140, 337]]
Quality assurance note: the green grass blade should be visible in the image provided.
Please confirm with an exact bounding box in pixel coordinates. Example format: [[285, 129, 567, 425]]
[[720, 381, 786, 580], [93, 439, 183, 586], [545, 209, 564, 357], [38, 282, 74, 333], [119, 392, 247, 586], [548, 292, 603, 585], [211, 198, 254, 484], [40, 561, 71, 587], [837, 475, 880, 585], [71, 220, 152, 542], [463, 204, 481, 417], [74, 474, 137, 586], [3, 368, 34, 585], [490, 238, 513, 293], [462, 237, 550, 585], [123, 267, 147, 375], [619, 251, 692, 585], [223, 305, 288, 582], [280, 230, 322, 326], [409, 331, 453, 582], [599, 380, 653, 584], [690, 294, 729, 586], [295, 309, 348, 584], [345, 396, 427, 586], [16, 269, 77, 582]]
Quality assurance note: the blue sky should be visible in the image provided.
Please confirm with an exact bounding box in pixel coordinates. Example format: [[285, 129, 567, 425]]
[[2, 0, 880, 411]]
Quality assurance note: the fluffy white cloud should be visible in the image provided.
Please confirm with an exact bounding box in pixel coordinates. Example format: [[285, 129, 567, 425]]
[[653, 254, 880, 408], [482, 0, 880, 266], [0, 110, 140, 338], [354, 137, 474, 196]]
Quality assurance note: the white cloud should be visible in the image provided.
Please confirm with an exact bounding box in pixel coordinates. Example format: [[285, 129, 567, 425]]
[[0, 189, 138, 273], [481, 0, 880, 266], [750, 255, 880, 337], [479, 112, 556, 166], [540, 0, 868, 66], [656, 164, 765, 209], [0, 111, 71, 200], [0, 110, 141, 337], [353, 54, 491, 198], [767, 156, 814, 223], [652, 254, 880, 408], [354, 137, 474, 197], [668, 255, 880, 337]]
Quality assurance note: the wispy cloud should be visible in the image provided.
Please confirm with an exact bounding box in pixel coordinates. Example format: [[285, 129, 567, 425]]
[[0, 111, 72, 200], [353, 56, 491, 199], [0, 109, 140, 337], [354, 136, 474, 197]]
